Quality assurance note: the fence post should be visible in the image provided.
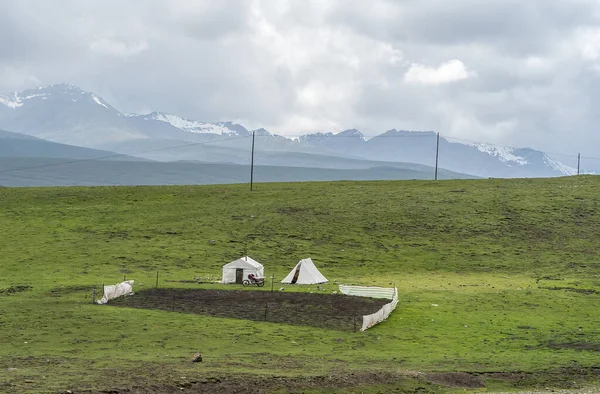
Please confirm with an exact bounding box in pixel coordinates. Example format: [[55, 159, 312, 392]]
[[434, 132, 440, 180], [92, 287, 96, 304], [156, 270, 159, 288], [577, 153, 581, 175], [250, 131, 255, 191]]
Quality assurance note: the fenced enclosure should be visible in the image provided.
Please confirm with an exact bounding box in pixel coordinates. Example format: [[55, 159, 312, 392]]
[[107, 287, 388, 332]]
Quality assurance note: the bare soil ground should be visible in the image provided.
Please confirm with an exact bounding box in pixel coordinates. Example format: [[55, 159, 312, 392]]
[[54, 371, 482, 393], [60, 371, 600, 394], [108, 288, 389, 331]]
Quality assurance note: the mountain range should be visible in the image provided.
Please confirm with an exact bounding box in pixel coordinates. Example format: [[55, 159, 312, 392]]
[[0, 83, 580, 186]]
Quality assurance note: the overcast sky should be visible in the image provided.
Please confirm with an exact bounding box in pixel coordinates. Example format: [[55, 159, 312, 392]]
[[1, 0, 600, 156]]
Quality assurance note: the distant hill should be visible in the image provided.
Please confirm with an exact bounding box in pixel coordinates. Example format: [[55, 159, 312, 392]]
[[0, 157, 473, 187], [0, 129, 145, 161]]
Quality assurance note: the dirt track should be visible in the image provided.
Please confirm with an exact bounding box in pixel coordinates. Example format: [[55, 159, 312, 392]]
[[109, 288, 388, 331]]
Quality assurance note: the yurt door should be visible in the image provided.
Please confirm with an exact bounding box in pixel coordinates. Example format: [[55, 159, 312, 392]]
[[291, 266, 301, 284], [236, 269, 244, 284]]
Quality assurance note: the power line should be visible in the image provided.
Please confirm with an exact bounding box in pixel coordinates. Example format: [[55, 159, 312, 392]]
[[0, 135, 251, 174], [261, 133, 436, 138]]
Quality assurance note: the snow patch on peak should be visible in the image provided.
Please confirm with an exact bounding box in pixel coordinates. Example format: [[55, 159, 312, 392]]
[[150, 112, 239, 135], [543, 155, 577, 176], [0, 91, 51, 108], [22, 93, 50, 100], [152, 112, 203, 129], [0, 94, 23, 108], [471, 143, 528, 165], [92, 95, 109, 109]]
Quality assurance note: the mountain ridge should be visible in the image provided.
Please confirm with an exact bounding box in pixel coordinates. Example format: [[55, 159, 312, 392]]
[[0, 83, 579, 178]]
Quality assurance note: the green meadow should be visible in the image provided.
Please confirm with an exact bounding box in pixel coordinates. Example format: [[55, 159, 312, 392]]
[[0, 177, 599, 393]]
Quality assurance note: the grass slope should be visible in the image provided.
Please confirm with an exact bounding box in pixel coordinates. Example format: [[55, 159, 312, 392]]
[[0, 177, 599, 393]]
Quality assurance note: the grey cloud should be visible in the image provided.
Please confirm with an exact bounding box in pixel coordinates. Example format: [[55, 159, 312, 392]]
[[166, 0, 254, 41], [401, 0, 598, 53], [329, 0, 600, 55]]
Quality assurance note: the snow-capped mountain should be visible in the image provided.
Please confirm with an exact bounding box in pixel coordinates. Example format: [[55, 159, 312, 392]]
[[142, 112, 251, 136], [0, 84, 144, 146], [0, 84, 580, 178], [0, 83, 115, 112]]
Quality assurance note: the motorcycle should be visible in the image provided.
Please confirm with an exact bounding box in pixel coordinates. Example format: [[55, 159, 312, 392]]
[[243, 274, 265, 287]]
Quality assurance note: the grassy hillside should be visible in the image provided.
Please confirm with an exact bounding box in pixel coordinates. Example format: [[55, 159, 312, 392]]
[[1, 177, 599, 393]]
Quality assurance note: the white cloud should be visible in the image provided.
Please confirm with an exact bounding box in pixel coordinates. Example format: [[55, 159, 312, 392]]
[[576, 27, 600, 61], [404, 59, 473, 85]]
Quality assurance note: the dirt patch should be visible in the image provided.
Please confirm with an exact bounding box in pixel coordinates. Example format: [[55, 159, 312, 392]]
[[546, 342, 600, 352], [66, 372, 439, 394], [424, 372, 484, 388], [483, 372, 530, 382], [108, 288, 388, 331], [0, 285, 32, 296], [539, 286, 600, 295]]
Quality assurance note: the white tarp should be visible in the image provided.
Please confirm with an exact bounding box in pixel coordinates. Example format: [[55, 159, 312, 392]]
[[338, 285, 396, 299], [97, 280, 134, 304], [281, 258, 328, 284], [338, 285, 398, 331], [222, 256, 264, 284], [361, 290, 398, 331]]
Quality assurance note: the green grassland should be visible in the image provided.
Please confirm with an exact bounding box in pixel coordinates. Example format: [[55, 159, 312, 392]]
[[0, 177, 599, 393]]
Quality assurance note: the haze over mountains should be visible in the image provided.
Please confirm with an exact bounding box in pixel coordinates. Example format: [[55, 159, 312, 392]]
[[0, 83, 580, 186]]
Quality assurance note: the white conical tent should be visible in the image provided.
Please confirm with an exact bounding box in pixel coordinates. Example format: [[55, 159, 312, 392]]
[[281, 258, 328, 284], [222, 256, 264, 284]]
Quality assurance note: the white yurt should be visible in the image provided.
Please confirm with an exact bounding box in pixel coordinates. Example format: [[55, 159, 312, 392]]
[[281, 258, 328, 284], [222, 256, 264, 284]]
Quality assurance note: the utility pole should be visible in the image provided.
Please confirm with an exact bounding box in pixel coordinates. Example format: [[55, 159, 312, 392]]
[[434, 132, 440, 181], [250, 131, 255, 191], [577, 153, 581, 176]]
